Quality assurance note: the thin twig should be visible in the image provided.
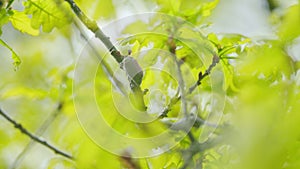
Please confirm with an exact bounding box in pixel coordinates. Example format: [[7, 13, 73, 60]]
[[168, 36, 189, 117], [11, 102, 64, 169], [160, 54, 220, 118], [180, 139, 201, 169], [180, 133, 225, 169], [119, 150, 141, 169], [189, 54, 220, 94], [0, 108, 73, 160], [187, 132, 195, 143], [6, 0, 15, 9]]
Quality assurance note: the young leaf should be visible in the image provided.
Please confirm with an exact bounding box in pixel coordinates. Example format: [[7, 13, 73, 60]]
[[72, 0, 116, 20], [93, 0, 115, 19], [122, 20, 149, 35], [0, 38, 21, 70], [1, 87, 48, 99], [0, 8, 9, 35], [9, 10, 39, 36], [201, 0, 219, 17], [278, 4, 300, 42], [24, 0, 72, 32]]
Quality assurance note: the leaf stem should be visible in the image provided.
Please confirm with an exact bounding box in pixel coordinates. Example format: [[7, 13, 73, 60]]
[[0, 38, 21, 70]]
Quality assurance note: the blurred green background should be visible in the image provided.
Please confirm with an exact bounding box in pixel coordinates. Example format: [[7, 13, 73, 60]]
[[1, 0, 300, 168]]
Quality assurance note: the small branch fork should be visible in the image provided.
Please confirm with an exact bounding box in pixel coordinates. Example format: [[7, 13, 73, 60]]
[[65, 0, 220, 118], [63, 1, 223, 168], [165, 35, 222, 169], [160, 54, 220, 118], [0, 108, 73, 159], [189, 54, 220, 94]]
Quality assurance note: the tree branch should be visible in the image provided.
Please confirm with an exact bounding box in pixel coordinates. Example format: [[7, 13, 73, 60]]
[[65, 0, 145, 96], [180, 135, 224, 169], [188, 54, 220, 94], [167, 36, 189, 117], [11, 102, 64, 169], [160, 54, 220, 118], [6, 0, 15, 9], [64, 0, 123, 63], [0, 108, 73, 160], [73, 20, 127, 95]]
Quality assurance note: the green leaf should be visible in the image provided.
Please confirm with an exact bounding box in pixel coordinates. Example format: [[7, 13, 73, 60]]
[[9, 10, 39, 36], [1, 86, 48, 99], [156, 0, 219, 24], [278, 4, 300, 42], [93, 0, 115, 19], [201, 0, 219, 17], [157, 0, 181, 15], [221, 59, 238, 92], [122, 20, 149, 35], [0, 8, 10, 35], [131, 40, 141, 54], [0, 38, 21, 70], [176, 45, 203, 69], [74, 0, 115, 19], [46, 157, 76, 169], [238, 44, 293, 78], [24, 0, 72, 32]]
